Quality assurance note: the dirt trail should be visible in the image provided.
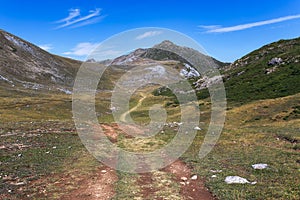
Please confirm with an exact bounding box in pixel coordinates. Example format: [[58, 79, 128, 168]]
[[63, 93, 215, 199], [119, 93, 147, 122], [63, 166, 117, 200], [163, 160, 215, 200], [63, 123, 215, 200]]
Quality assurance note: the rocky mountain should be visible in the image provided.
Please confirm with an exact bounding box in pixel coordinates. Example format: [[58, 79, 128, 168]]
[[0, 30, 81, 93], [109, 40, 226, 78]]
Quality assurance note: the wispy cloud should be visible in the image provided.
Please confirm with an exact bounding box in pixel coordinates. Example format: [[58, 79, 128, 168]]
[[55, 8, 104, 29], [200, 14, 300, 33], [136, 31, 162, 40], [198, 25, 221, 30], [55, 9, 80, 24], [38, 44, 53, 51], [63, 42, 100, 56]]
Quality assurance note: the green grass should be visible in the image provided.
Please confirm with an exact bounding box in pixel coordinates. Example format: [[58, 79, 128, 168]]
[[124, 91, 300, 199], [1, 73, 299, 199]]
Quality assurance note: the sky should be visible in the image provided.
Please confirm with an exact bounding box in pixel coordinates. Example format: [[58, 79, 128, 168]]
[[0, 0, 300, 62]]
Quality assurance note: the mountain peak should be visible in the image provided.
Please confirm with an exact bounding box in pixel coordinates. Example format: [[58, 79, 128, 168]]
[[153, 40, 177, 49]]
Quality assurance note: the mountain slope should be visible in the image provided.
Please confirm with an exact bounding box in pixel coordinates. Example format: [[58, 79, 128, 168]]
[[109, 40, 226, 78], [0, 30, 81, 92], [221, 37, 300, 103]]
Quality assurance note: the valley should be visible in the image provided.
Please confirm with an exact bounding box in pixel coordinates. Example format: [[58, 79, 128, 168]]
[[0, 30, 299, 200]]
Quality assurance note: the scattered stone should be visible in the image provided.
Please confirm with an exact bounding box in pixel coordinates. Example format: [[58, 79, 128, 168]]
[[265, 66, 278, 74], [194, 126, 202, 131], [225, 176, 250, 184], [268, 57, 283, 66], [181, 177, 188, 181], [211, 175, 217, 178], [52, 146, 57, 149], [10, 181, 25, 186], [191, 175, 198, 180], [180, 181, 186, 185], [252, 163, 268, 169], [45, 151, 50, 154], [101, 170, 107, 173], [17, 154, 22, 157]]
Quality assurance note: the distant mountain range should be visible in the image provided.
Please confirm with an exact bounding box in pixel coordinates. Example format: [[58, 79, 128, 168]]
[[0, 29, 299, 102]]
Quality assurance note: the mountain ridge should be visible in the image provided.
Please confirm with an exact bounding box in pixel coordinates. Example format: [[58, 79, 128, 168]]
[[0, 29, 81, 93]]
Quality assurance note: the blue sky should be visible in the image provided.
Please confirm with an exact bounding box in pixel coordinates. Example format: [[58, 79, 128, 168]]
[[1, 0, 300, 62]]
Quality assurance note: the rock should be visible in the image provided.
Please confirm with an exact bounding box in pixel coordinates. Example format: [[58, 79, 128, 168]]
[[210, 169, 222, 173], [194, 126, 202, 131], [10, 181, 26, 186], [101, 170, 107, 173], [211, 175, 217, 178], [181, 177, 188, 181], [194, 75, 223, 90], [268, 57, 283, 66], [225, 176, 250, 184], [252, 163, 268, 169], [191, 175, 198, 180]]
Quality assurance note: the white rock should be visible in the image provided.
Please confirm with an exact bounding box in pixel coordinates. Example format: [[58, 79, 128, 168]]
[[101, 170, 107, 173], [194, 126, 202, 131], [225, 176, 250, 184], [252, 163, 268, 170], [211, 175, 217, 178], [191, 175, 198, 180]]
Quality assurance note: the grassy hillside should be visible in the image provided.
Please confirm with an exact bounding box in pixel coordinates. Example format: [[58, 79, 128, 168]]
[[222, 37, 300, 103]]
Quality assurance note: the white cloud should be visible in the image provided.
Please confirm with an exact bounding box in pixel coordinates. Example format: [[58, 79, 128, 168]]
[[136, 31, 162, 40], [63, 42, 100, 56], [38, 44, 53, 51], [55, 8, 104, 29], [55, 9, 80, 23], [198, 25, 221, 30], [69, 16, 105, 28], [200, 14, 300, 33]]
